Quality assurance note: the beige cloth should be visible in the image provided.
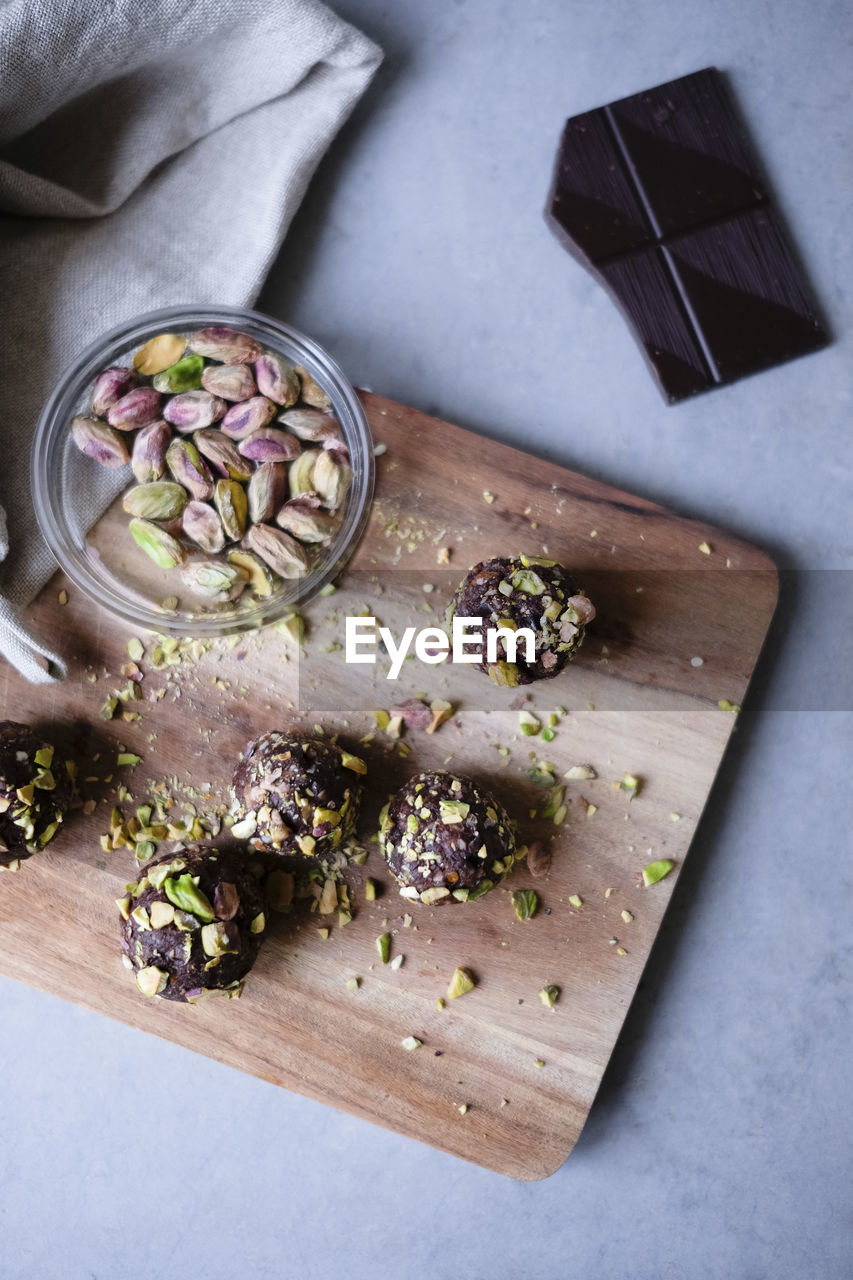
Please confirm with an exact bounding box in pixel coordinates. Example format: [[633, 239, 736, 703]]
[[0, 0, 381, 683]]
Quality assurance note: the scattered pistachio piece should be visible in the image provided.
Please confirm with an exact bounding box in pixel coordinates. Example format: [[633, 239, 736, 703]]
[[135, 965, 168, 997], [538, 985, 560, 1007], [615, 772, 641, 800], [436, 997, 445, 1011], [717, 699, 742, 713], [568, 894, 583, 908], [377, 932, 391, 963], [346, 977, 360, 991], [447, 967, 475, 999], [642, 859, 674, 887], [511, 889, 538, 921], [518, 710, 541, 737], [564, 764, 597, 780], [699, 541, 712, 555], [426, 699, 453, 734]]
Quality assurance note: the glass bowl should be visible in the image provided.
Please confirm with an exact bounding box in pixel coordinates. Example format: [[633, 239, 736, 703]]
[[32, 305, 374, 636]]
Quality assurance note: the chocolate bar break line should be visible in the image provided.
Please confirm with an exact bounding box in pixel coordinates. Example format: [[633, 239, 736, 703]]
[[545, 67, 828, 403]]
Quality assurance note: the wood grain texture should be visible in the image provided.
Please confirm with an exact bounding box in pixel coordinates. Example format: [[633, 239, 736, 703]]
[[0, 392, 778, 1179]]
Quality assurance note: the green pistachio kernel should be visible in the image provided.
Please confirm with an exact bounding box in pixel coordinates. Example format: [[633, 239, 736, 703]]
[[511, 890, 539, 921], [446, 967, 475, 999], [539, 985, 560, 1007], [642, 859, 674, 887], [163, 873, 215, 922], [376, 932, 391, 963]]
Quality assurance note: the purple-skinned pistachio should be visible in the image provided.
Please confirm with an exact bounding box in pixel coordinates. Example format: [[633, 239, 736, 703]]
[[131, 420, 171, 483], [278, 407, 342, 443], [294, 365, 332, 410], [276, 498, 340, 544], [182, 500, 225, 553], [220, 396, 277, 439], [213, 478, 248, 541], [71, 416, 131, 468], [187, 327, 261, 364], [214, 882, 240, 920], [163, 389, 227, 431], [247, 461, 287, 524], [107, 387, 163, 430], [166, 438, 214, 500], [193, 429, 252, 481], [201, 363, 257, 402], [91, 366, 139, 416], [244, 523, 310, 579], [254, 352, 300, 407], [237, 426, 301, 463]]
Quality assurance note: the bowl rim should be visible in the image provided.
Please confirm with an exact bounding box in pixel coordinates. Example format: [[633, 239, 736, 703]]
[[32, 304, 374, 637]]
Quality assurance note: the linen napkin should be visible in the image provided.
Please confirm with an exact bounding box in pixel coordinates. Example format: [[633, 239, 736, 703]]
[[0, 0, 382, 684]]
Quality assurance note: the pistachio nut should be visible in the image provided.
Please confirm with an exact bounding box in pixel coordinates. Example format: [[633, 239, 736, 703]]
[[91, 365, 139, 416], [288, 449, 320, 497], [184, 559, 249, 602], [244, 523, 310, 578], [213, 478, 248, 540], [276, 498, 340, 543], [166, 438, 214, 500], [188, 326, 261, 364], [182, 499, 225, 553], [248, 460, 287, 524], [152, 353, 205, 393], [564, 594, 596, 626], [131, 419, 171, 483], [220, 395, 277, 439], [71, 415, 131, 468], [213, 881, 240, 920], [163, 873, 215, 921], [201, 362, 257, 402], [135, 965, 168, 997], [163, 389, 227, 431], [237, 426, 301, 463], [133, 333, 187, 375], [128, 518, 187, 569], [313, 450, 351, 510], [122, 481, 188, 521], [255, 352, 300, 406], [278, 407, 342, 443], [107, 387, 163, 430], [192, 428, 252, 481], [294, 365, 332, 410], [200, 920, 240, 957], [227, 549, 276, 597]]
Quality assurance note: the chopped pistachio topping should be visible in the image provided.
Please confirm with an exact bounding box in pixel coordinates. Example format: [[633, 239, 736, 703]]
[[511, 890, 538, 921], [426, 699, 453, 734], [135, 966, 167, 997], [447, 967, 475, 999], [438, 799, 470, 825], [642, 859, 674, 887], [538, 985, 560, 1007], [376, 932, 391, 963], [340, 750, 367, 774], [201, 921, 239, 957], [33, 746, 54, 768], [250, 912, 266, 934], [116, 896, 131, 920], [420, 886, 450, 905], [149, 901, 175, 929], [467, 879, 494, 902], [364, 878, 377, 902], [117, 752, 142, 768], [163, 873, 215, 923]]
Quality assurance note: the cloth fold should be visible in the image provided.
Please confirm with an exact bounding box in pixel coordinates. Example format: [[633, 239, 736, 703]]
[[0, 0, 381, 685]]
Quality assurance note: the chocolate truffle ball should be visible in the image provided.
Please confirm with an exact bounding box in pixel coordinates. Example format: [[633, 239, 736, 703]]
[[0, 721, 72, 869], [230, 733, 366, 856], [119, 845, 266, 1002], [447, 555, 595, 685], [380, 770, 516, 905]]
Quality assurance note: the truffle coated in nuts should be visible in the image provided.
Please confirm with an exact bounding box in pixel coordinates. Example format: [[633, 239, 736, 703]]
[[231, 733, 365, 857], [0, 721, 72, 867], [446, 555, 595, 686], [380, 770, 516, 904], [119, 845, 265, 1002]]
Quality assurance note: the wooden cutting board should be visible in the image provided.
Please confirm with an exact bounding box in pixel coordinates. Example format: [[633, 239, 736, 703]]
[[0, 392, 777, 1180]]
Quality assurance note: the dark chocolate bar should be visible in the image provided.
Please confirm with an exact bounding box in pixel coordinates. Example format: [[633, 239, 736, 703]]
[[545, 68, 828, 402]]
